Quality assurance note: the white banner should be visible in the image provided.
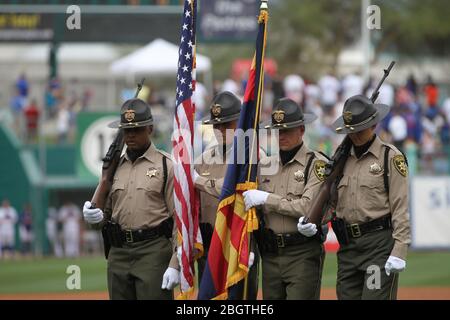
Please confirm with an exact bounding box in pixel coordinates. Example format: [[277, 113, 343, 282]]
[[411, 176, 450, 248]]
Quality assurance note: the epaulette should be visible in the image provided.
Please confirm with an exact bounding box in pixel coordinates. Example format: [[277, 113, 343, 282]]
[[157, 149, 172, 161]]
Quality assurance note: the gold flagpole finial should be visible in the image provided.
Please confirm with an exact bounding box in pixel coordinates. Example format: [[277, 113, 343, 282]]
[[258, 0, 269, 23], [260, 0, 268, 10]]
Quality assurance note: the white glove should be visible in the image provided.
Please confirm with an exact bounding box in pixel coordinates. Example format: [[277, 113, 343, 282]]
[[243, 190, 269, 211], [193, 169, 200, 183], [177, 246, 182, 265], [385, 255, 406, 276], [161, 267, 180, 290], [297, 216, 317, 237], [83, 201, 104, 224], [248, 252, 255, 268]]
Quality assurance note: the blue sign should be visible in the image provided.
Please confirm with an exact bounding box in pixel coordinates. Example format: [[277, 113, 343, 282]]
[[199, 0, 259, 42]]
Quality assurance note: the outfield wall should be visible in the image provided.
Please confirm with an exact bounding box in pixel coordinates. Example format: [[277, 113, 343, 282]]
[[411, 176, 450, 249]]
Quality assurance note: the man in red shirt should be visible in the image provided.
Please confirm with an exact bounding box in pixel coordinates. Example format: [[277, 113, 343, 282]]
[[24, 99, 40, 143], [424, 76, 439, 107]]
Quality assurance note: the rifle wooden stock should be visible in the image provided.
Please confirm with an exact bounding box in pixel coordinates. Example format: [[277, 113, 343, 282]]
[[90, 130, 124, 211], [304, 136, 351, 226]]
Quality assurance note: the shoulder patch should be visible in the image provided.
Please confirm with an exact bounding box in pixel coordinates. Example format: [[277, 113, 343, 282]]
[[393, 155, 408, 177], [314, 160, 327, 182]]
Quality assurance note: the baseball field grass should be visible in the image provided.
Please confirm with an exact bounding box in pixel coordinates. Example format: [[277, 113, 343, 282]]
[[0, 251, 449, 298]]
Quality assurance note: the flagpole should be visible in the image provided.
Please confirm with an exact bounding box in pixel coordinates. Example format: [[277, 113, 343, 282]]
[[243, 0, 269, 300], [247, 0, 268, 183]]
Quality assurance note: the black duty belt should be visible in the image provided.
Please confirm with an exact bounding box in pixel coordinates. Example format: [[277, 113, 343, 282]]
[[255, 227, 318, 256], [345, 214, 392, 238], [120, 227, 162, 244], [274, 232, 312, 248]]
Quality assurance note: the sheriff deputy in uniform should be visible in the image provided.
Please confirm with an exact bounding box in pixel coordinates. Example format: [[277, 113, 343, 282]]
[[82, 98, 179, 300], [298, 95, 411, 300], [243, 98, 328, 300], [194, 91, 259, 299]]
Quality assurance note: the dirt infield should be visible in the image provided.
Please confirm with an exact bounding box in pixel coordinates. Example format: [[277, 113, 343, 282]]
[[1, 287, 450, 300]]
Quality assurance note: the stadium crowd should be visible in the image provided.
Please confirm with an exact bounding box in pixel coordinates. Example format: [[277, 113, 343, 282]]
[[1, 70, 449, 175]]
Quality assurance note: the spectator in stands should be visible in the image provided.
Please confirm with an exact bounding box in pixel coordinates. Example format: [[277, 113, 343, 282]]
[[341, 72, 363, 101], [406, 74, 418, 97], [81, 88, 93, 111], [443, 98, 450, 125], [15, 73, 29, 98], [318, 71, 340, 115], [0, 199, 18, 259], [440, 113, 450, 147], [59, 201, 82, 258], [19, 203, 33, 256], [424, 75, 439, 108], [193, 81, 210, 121], [283, 73, 304, 106], [45, 77, 62, 119], [222, 75, 241, 97], [23, 99, 40, 143], [271, 73, 285, 105], [57, 104, 70, 144], [9, 87, 26, 135], [388, 107, 408, 151], [46, 207, 63, 257]]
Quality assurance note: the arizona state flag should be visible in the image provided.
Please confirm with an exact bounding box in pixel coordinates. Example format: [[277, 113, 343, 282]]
[[198, 2, 269, 300]]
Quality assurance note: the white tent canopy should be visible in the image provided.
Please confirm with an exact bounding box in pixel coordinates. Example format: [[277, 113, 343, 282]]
[[110, 38, 211, 76]]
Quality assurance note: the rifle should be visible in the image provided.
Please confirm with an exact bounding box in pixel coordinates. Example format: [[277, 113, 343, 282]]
[[303, 62, 395, 226], [90, 78, 145, 212]]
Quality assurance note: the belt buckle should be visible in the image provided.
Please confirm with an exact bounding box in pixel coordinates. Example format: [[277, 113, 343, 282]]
[[276, 234, 285, 248], [125, 230, 134, 243], [350, 224, 361, 238]]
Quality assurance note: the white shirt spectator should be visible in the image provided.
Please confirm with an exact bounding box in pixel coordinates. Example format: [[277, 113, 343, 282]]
[[333, 100, 345, 122], [59, 203, 81, 257], [304, 83, 320, 108], [0, 205, 18, 248], [193, 82, 209, 119], [57, 106, 70, 135], [318, 74, 340, 107], [378, 83, 395, 106], [221, 79, 240, 96], [388, 115, 408, 142], [443, 98, 450, 124], [342, 74, 364, 101], [366, 83, 395, 107], [283, 74, 304, 104]]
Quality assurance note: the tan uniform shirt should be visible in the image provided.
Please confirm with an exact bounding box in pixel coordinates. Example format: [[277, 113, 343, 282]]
[[335, 136, 411, 260], [195, 146, 268, 224], [105, 143, 178, 269], [194, 146, 229, 226], [260, 144, 327, 234]]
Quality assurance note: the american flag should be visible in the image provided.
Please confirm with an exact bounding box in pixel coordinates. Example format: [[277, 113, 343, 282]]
[[171, 0, 202, 299]]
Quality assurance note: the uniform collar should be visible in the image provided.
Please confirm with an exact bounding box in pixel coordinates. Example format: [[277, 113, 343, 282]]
[[350, 135, 382, 159], [124, 142, 156, 163], [281, 142, 309, 166]]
